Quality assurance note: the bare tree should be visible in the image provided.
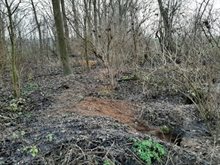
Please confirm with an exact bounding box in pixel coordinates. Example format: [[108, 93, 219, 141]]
[[193, 0, 211, 37], [0, 3, 5, 41], [60, 0, 71, 54], [93, 0, 98, 43], [0, 2, 6, 83], [83, 0, 89, 70], [51, 0, 71, 75], [30, 0, 42, 50], [130, 0, 138, 63], [157, 0, 182, 54], [4, 0, 21, 97], [71, 0, 80, 37]]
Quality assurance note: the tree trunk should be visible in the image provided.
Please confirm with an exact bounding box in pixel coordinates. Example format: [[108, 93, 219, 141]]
[[0, 4, 5, 42], [71, 0, 80, 37], [52, 0, 71, 75], [0, 6, 6, 84], [130, 0, 137, 64], [88, 0, 92, 39], [5, 0, 21, 98], [118, 0, 122, 27], [60, 0, 71, 53], [30, 0, 43, 50], [97, 0, 102, 28], [157, 0, 175, 53], [93, 0, 98, 43], [103, 0, 107, 23], [83, 0, 89, 71]]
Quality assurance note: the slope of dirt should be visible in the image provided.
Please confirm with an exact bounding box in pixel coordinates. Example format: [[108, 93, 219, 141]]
[[75, 97, 137, 124], [0, 66, 219, 165]]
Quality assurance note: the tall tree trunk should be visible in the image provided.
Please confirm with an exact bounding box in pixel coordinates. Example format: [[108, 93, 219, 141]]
[[5, 0, 21, 98], [0, 4, 5, 42], [157, 0, 175, 53], [30, 0, 43, 50], [0, 5, 4, 49], [88, 0, 92, 39], [60, 0, 69, 39], [103, 0, 107, 23], [71, 0, 80, 37], [52, 0, 71, 75], [97, 0, 102, 28], [60, 0, 71, 53], [0, 5, 6, 84], [83, 0, 89, 71], [118, 0, 122, 27], [93, 0, 98, 43], [130, 0, 137, 64]]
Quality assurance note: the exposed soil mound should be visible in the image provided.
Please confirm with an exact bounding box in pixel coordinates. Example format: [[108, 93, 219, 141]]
[[75, 97, 137, 125], [74, 97, 183, 144]]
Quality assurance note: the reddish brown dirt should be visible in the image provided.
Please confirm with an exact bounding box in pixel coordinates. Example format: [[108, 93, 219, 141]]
[[53, 95, 174, 142], [74, 97, 160, 134], [75, 97, 137, 125], [73, 97, 178, 142]]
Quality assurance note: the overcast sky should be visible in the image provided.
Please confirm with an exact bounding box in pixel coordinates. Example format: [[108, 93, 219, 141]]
[[191, 0, 220, 8], [213, 0, 220, 8], [200, 0, 220, 8]]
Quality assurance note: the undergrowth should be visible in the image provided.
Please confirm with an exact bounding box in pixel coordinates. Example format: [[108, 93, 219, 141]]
[[137, 54, 220, 140], [132, 138, 166, 165]]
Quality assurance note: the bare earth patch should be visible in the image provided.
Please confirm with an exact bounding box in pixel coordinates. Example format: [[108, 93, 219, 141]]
[[75, 97, 136, 125]]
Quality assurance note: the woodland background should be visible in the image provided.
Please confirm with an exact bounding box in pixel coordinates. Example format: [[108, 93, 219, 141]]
[[0, 0, 220, 164]]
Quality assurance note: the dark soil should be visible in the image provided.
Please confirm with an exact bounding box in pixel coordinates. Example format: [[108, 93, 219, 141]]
[[0, 64, 219, 165]]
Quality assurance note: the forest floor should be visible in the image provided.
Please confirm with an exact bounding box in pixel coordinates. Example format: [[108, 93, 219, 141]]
[[0, 60, 220, 165]]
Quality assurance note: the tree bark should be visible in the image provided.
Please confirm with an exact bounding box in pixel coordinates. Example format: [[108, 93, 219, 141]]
[[5, 0, 21, 97], [60, 0, 71, 53], [157, 0, 175, 53], [93, 0, 98, 42], [71, 0, 80, 37], [83, 0, 89, 70], [0, 5, 6, 82], [87, 0, 92, 39], [97, 0, 102, 28], [52, 0, 71, 75], [30, 0, 43, 50], [130, 0, 137, 63]]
